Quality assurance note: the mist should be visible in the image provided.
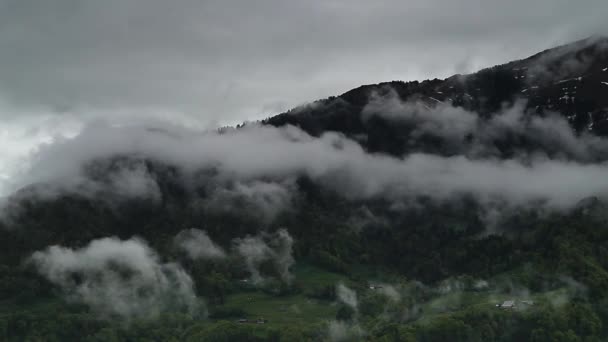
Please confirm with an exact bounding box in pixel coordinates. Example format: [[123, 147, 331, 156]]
[[336, 283, 358, 312], [232, 229, 295, 284], [328, 284, 362, 341], [203, 179, 295, 223], [327, 320, 363, 342], [363, 90, 608, 162], [5, 107, 608, 213], [174, 228, 226, 260], [232, 234, 272, 285], [29, 236, 202, 320]]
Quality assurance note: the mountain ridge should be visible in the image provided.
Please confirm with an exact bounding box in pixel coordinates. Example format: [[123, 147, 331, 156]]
[[262, 36, 608, 155]]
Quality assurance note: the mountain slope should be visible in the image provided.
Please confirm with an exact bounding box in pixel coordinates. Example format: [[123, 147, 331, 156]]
[[264, 36, 608, 156]]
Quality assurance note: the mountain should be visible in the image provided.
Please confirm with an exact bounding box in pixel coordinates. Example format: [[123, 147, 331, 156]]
[[264, 36, 608, 157], [2, 38, 608, 341]]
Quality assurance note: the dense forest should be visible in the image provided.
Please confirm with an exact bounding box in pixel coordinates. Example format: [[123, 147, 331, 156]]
[[1, 37, 608, 341]]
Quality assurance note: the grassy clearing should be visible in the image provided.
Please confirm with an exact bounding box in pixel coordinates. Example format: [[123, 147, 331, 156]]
[[221, 292, 336, 327], [214, 264, 350, 327], [292, 263, 351, 289], [0, 298, 73, 316]]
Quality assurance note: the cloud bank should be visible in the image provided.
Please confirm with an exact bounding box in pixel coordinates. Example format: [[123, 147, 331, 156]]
[[6, 110, 608, 212], [364, 90, 608, 162]]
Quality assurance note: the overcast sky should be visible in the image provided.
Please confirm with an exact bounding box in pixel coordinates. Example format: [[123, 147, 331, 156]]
[[2, 0, 608, 122], [1, 0, 607, 192]]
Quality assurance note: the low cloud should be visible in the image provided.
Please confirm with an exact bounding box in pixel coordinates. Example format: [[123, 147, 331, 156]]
[[232, 229, 295, 284], [336, 283, 358, 311], [204, 180, 294, 223], [523, 36, 608, 84], [174, 229, 226, 260], [363, 89, 478, 144], [5, 97, 608, 217], [363, 90, 608, 162], [267, 229, 295, 284], [376, 284, 401, 302], [3, 155, 163, 207], [103, 160, 162, 201], [232, 234, 273, 285], [327, 320, 363, 342], [329, 283, 362, 341], [347, 206, 390, 233], [29, 237, 201, 320]]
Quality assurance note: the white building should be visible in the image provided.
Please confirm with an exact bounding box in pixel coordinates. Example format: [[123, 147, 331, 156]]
[[498, 300, 515, 309]]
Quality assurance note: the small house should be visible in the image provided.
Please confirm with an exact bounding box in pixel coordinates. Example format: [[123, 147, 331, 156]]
[[498, 300, 516, 309]]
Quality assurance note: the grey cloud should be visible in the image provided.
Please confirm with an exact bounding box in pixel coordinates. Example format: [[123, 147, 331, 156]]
[[232, 229, 295, 284], [376, 284, 401, 302], [268, 229, 295, 284], [232, 234, 272, 285], [105, 161, 162, 200], [364, 90, 608, 162], [523, 36, 608, 83], [327, 320, 363, 342], [0, 0, 607, 125], [29, 236, 202, 320], [336, 283, 358, 311], [204, 180, 295, 223], [174, 228, 226, 260], [330, 283, 362, 340], [363, 88, 479, 143], [346, 206, 390, 234], [5, 153, 163, 205], [7, 115, 608, 211]]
